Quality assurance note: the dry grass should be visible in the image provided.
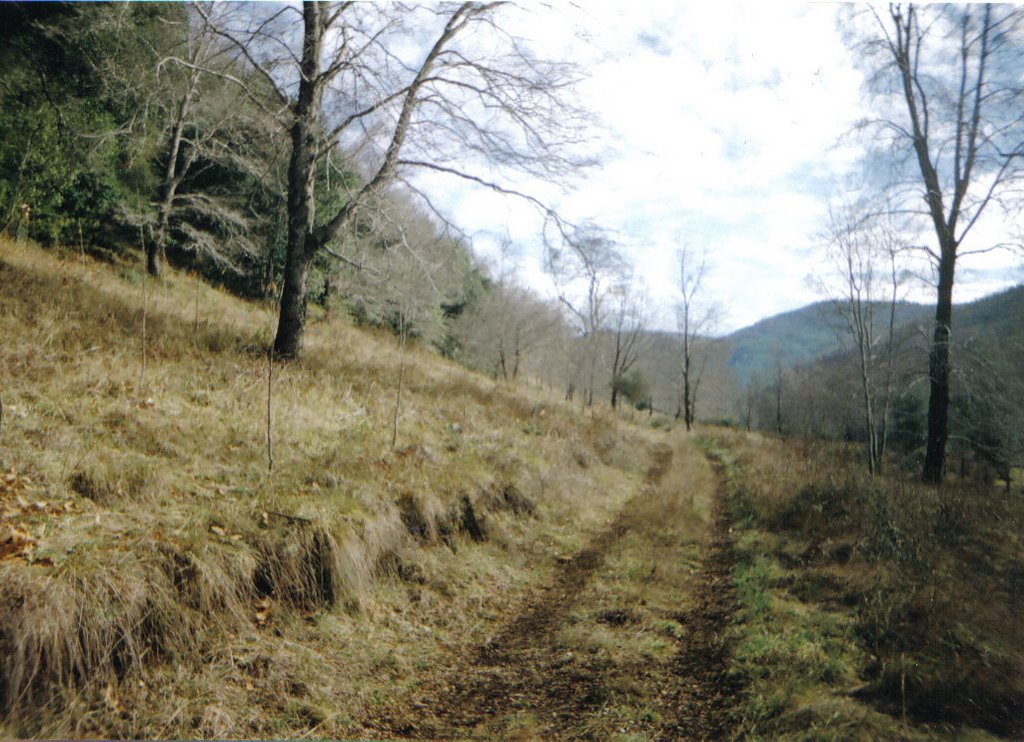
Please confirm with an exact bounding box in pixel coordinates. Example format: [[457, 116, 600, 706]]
[[706, 427, 1023, 740], [0, 236, 657, 737]]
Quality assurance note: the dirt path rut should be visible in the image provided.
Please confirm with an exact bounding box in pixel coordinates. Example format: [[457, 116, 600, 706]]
[[365, 437, 738, 740], [662, 456, 741, 738]]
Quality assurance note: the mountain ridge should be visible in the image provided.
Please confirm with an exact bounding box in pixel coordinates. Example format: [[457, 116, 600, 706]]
[[635, 283, 1023, 416]]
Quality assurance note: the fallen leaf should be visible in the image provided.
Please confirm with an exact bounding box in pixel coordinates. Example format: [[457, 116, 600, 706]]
[[209, 523, 227, 537], [0, 524, 36, 560], [253, 597, 272, 626], [103, 682, 124, 713]]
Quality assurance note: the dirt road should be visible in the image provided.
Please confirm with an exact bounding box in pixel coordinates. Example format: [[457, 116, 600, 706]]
[[364, 435, 738, 740]]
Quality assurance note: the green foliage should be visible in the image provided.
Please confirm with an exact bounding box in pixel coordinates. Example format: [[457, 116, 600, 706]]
[[0, 0, 529, 382], [890, 393, 926, 454], [950, 310, 1024, 486], [612, 369, 651, 409], [0, 3, 163, 248]]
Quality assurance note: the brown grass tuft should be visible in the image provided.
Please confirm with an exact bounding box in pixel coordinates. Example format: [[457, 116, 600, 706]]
[[0, 556, 196, 714], [253, 524, 344, 609]]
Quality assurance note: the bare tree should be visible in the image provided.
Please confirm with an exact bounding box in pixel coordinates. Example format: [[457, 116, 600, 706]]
[[546, 223, 627, 407], [738, 376, 758, 431], [454, 274, 565, 384], [855, 4, 1024, 483], [192, 2, 588, 358], [773, 355, 785, 436], [336, 193, 472, 446], [607, 278, 646, 410], [149, 9, 271, 278], [817, 205, 909, 474], [144, 11, 217, 276], [340, 192, 473, 347], [81, 4, 268, 276], [676, 245, 715, 431], [451, 238, 562, 383]]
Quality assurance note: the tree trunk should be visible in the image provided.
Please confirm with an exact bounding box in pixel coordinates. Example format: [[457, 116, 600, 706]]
[[146, 239, 164, 278], [272, 122, 317, 358], [498, 343, 509, 381], [775, 374, 783, 435], [392, 317, 408, 448], [878, 253, 900, 470], [274, 245, 313, 358], [922, 243, 956, 483], [512, 328, 521, 381], [151, 71, 199, 278], [858, 333, 878, 476], [683, 364, 693, 432], [272, 3, 323, 359]]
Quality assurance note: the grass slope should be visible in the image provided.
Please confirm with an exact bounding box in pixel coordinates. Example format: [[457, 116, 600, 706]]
[[0, 237, 660, 738]]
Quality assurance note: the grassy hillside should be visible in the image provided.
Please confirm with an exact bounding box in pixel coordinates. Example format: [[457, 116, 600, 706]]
[[0, 236, 662, 738], [2, 236, 1020, 739]]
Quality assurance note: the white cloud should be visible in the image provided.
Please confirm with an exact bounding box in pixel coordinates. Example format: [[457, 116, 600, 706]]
[[408, 2, 1022, 334]]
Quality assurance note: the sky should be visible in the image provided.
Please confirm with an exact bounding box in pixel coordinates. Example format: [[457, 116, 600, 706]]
[[411, 2, 1024, 335]]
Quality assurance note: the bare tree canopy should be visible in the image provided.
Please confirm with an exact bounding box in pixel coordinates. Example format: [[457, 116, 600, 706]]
[[193, 2, 592, 358], [607, 277, 647, 410], [546, 222, 629, 406], [453, 240, 566, 383]]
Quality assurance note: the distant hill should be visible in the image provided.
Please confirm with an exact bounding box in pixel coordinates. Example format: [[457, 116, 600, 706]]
[[952, 283, 1024, 341], [716, 284, 1023, 389], [718, 300, 934, 388], [633, 284, 1023, 419]]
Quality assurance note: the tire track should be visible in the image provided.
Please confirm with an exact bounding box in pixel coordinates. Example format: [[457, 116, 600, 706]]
[[391, 443, 674, 739], [660, 449, 741, 739]]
